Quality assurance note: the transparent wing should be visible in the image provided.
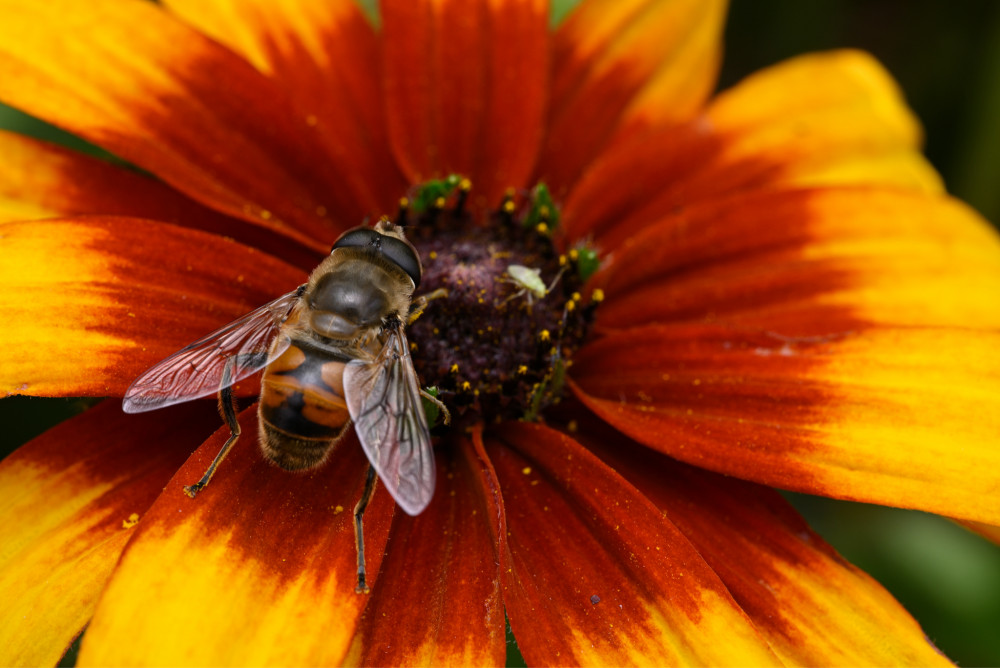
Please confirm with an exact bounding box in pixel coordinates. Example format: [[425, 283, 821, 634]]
[[122, 290, 302, 413], [344, 325, 436, 516]]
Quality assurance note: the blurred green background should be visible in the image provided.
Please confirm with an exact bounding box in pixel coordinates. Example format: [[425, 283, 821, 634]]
[[2, 0, 1000, 665]]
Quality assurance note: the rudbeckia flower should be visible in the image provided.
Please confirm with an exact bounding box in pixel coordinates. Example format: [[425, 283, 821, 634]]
[[2, 0, 999, 665]]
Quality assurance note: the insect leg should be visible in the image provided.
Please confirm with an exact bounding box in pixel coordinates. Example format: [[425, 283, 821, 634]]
[[407, 288, 449, 324], [419, 388, 451, 425], [183, 355, 242, 498], [354, 464, 378, 594]]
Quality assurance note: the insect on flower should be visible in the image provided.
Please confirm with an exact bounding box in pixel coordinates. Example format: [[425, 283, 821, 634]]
[[122, 218, 448, 592], [498, 263, 567, 308]]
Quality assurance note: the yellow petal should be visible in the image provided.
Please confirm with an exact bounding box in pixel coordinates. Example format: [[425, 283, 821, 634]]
[[708, 49, 943, 193], [0, 217, 303, 397], [79, 408, 394, 666], [0, 402, 211, 666], [573, 324, 1000, 525]]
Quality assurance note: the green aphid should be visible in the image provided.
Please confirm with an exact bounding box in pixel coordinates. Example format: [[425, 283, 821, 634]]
[[573, 244, 601, 282], [524, 183, 560, 231], [412, 174, 462, 213]]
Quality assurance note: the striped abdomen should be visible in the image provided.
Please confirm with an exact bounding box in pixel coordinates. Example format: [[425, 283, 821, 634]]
[[258, 341, 352, 470]]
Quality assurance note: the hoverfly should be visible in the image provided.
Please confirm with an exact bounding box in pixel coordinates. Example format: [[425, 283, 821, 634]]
[[122, 218, 447, 592]]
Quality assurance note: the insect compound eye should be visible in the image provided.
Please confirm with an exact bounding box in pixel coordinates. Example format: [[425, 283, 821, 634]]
[[331, 227, 380, 252], [378, 236, 422, 289], [331, 226, 422, 288]]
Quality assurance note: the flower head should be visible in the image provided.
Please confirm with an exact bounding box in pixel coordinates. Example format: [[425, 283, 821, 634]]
[[1, 0, 999, 666]]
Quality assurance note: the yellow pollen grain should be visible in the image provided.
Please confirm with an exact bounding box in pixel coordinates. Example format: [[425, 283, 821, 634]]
[[503, 201, 516, 214], [567, 420, 578, 432], [122, 513, 140, 530], [450, 363, 459, 374], [461, 381, 472, 392], [434, 196, 446, 209], [428, 250, 437, 260], [522, 467, 532, 475], [538, 330, 551, 342], [409, 342, 417, 351], [517, 365, 528, 375], [399, 197, 409, 208], [566, 301, 576, 312], [333, 505, 344, 514], [536, 222, 549, 235], [569, 249, 579, 261], [591, 288, 605, 303], [260, 209, 272, 220], [305, 114, 318, 126], [559, 254, 568, 266], [459, 178, 472, 191], [571, 292, 581, 302], [433, 327, 440, 335]]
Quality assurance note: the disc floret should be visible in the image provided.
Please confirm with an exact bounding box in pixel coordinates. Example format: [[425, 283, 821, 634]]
[[402, 178, 599, 425]]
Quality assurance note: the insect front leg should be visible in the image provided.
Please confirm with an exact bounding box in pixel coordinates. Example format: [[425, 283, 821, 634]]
[[354, 464, 378, 594], [419, 388, 451, 425], [407, 288, 449, 324], [183, 355, 246, 498]]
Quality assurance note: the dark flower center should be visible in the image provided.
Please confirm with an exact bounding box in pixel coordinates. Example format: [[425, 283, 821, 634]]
[[401, 179, 600, 427]]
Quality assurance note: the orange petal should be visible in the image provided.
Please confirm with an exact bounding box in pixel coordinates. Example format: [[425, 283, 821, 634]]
[[592, 188, 1000, 333], [162, 0, 405, 215], [78, 407, 395, 666], [488, 422, 780, 666], [0, 130, 322, 266], [382, 0, 550, 204], [707, 50, 942, 193], [344, 437, 505, 666], [957, 520, 1000, 547], [571, 323, 1000, 525], [1, 217, 304, 397], [0, 0, 361, 241], [0, 401, 215, 667], [562, 51, 941, 246], [575, 417, 951, 666], [537, 0, 725, 195]]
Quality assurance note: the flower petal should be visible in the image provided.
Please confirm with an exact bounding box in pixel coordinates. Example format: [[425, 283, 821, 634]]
[[78, 407, 395, 666], [958, 521, 1000, 547], [575, 417, 951, 666], [161, 0, 406, 214], [381, 0, 550, 204], [563, 51, 941, 246], [0, 401, 214, 667], [0, 0, 360, 242], [1, 217, 304, 397], [487, 422, 780, 666], [0, 130, 320, 265], [572, 323, 1000, 525], [537, 0, 725, 194], [344, 437, 505, 666], [593, 188, 1000, 332], [707, 50, 941, 192]]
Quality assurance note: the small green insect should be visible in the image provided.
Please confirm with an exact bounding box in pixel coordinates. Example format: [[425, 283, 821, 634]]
[[499, 264, 566, 308]]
